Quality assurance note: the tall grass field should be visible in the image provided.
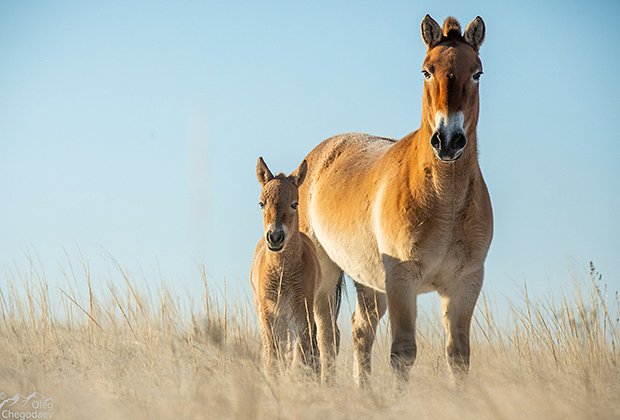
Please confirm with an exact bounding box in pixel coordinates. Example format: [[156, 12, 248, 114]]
[[0, 260, 617, 419]]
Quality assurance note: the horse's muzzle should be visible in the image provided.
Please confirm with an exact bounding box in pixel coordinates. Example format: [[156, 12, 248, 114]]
[[430, 129, 467, 162]]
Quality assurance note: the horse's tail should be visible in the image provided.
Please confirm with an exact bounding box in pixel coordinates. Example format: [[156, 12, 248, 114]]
[[334, 272, 344, 318]]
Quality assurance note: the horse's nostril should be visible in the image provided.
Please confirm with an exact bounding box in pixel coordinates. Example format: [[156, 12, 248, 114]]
[[430, 132, 441, 150], [454, 133, 467, 150]]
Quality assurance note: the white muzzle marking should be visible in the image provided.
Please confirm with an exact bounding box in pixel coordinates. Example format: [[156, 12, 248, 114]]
[[434, 111, 464, 139]]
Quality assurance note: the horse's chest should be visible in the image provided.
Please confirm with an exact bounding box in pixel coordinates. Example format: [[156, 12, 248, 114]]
[[413, 221, 469, 285]]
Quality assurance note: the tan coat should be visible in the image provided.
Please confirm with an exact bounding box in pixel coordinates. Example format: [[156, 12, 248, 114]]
[[250, 158, 321, 377], [297, 15, 493, 385]]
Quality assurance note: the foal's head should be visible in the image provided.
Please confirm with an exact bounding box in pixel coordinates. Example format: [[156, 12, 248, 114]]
[[420, 15, 486, 162], [256, 157, 308, 252]]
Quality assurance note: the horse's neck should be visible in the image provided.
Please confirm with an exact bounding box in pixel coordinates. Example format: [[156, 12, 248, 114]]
[[401, 124, 479, 210]]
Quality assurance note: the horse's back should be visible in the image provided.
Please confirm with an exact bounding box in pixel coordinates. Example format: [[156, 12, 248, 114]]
[[302, 133, 396, 181], [299, 132, 396, 228]]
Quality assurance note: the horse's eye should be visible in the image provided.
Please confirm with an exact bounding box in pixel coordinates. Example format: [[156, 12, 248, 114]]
[[291, 202, 298, 210], [258, 202, 264, 209], [473, 71, 483, 81], [421, 70, 432, 80]]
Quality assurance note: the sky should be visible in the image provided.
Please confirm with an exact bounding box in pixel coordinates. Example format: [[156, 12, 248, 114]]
[[1, 0, 619, 316]]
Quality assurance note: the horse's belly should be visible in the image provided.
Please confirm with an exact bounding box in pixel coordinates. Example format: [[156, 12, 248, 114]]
[[313, 217, 387, 291]]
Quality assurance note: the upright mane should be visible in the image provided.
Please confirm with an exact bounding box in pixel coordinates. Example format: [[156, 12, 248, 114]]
[[442, 16, 462, 39]]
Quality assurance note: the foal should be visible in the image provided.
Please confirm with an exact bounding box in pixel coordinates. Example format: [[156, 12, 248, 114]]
[[250, 157, 320, 377]]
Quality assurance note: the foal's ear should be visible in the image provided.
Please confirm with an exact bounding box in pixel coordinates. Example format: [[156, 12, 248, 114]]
[[256, 156, 274, 186], [290, 159, 308, 187], [421, 14, 442, 49], [464, 16, 485, 51]]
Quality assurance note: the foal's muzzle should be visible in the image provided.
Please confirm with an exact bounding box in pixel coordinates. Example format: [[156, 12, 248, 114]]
[[265, 228, 285, 252], [430, 129, 467, 162]]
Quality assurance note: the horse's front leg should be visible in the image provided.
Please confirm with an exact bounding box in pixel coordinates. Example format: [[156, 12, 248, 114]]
[[438, 268, 483, 380], [384, 260, 420, 383]]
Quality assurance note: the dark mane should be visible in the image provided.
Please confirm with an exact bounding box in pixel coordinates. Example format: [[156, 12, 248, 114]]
[[442, 16, 462, 40]]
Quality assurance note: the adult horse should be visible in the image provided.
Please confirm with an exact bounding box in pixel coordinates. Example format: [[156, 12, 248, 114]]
[[298, 15, 493, 384]]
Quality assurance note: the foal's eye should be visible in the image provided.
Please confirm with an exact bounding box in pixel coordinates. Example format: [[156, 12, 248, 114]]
[[258, 202, 264, 209], [291, 202, 298, 210], [473, 71, 483, 81], [421, 70, 432, 80]]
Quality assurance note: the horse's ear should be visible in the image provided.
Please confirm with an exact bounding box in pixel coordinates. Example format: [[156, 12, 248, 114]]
[[256, 157, 274, 186], [291, 159, 308, 187], [463, 16, 485, 51], [421, 14, 442, 49]]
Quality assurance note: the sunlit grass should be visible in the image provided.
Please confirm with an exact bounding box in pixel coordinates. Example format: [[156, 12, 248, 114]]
[[0, 260, 617, 419]]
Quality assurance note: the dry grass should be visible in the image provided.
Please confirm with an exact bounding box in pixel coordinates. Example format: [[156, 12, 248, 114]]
[[0, 260, 618, 420]]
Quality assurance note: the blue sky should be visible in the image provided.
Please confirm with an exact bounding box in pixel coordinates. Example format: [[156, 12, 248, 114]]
[[1, 1, 619, 311]]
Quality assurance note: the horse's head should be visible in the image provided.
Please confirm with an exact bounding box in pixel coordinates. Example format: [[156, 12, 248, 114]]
[[420, 15, 485, 162], [255, 157, 308, 252]]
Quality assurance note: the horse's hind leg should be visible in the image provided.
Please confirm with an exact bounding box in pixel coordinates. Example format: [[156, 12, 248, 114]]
[[294, 306, 320, 379], [351, 282, 386, 387], [439, 268, 483, 380], [313, 245, 343, 383]]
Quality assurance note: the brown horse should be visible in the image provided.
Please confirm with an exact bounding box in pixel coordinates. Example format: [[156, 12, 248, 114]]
[[250, 157, 321, 377], [297, 15, 493, 384]]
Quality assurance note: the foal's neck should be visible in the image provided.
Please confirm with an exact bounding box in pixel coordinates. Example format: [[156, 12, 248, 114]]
[[265, 230, 303, 272]]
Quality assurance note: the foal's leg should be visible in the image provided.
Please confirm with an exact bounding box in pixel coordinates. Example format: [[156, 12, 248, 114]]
[[439, 269, 483, 379], [259, 312, 287, 375], [351, 282, 386, 387], [384, 261, 419, 383]]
